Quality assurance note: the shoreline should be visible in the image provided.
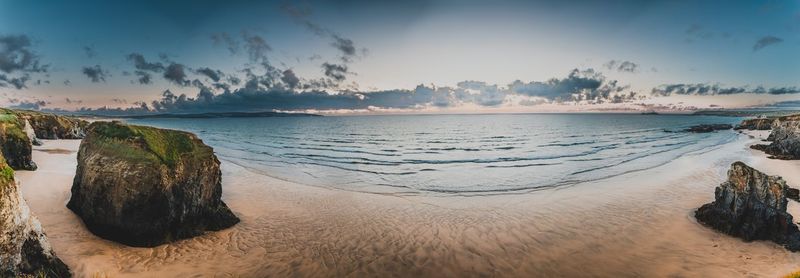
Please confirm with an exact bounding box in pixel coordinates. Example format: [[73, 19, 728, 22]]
[[14, 131, 800, 277]]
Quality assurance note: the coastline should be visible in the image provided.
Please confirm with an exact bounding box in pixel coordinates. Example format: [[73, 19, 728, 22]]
[[14, 132, 800, 277]]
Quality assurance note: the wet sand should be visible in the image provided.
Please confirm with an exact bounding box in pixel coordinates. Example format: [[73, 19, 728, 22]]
[[14, 135, 800, 277]]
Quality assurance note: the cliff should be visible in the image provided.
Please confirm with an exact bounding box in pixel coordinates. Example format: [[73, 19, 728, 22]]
[[0, 112, 36, 170], [67, 121, 239, 247], [12, 110, 88, 139], [0, 153, 70, 277]]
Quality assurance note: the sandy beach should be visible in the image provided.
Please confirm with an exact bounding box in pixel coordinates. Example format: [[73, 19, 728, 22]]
[[13, 133, 800, 277]]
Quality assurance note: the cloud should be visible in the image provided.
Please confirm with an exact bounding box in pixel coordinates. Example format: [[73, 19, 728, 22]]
[[9, 99, 46, 110], [0, 74, 30, 89], [507, 69, 630, 102], [210, 32, 239, 55], [322, 62, 348, 81], [65, 98, 82, 104], [243, 33, 271, 63], [651, 83, 800, 96], [163, 63, 190, 86], [126, 53, 165, 72], [281, 2, 365, 63], [603, 60, 638, 73], [133, 70, 152, 84], [281, 69, 300, 89], [332, 35, 356, 62], [753, 36, 783, 51], [0, 34, 47, 89], [81, 65, 109, 83], [195, 67, 223, 82], [78, 69, 638, 115], [83, 46, 97, 58]]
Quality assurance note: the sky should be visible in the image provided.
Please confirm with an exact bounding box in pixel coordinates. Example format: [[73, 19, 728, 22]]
[[0, 0, 799, 114]]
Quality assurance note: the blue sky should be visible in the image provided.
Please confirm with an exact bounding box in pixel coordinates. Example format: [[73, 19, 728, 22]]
[[0, 0, 799, 113]]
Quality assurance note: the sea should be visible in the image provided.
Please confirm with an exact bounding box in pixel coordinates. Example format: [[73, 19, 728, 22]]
[[129, 114, 742, 195]]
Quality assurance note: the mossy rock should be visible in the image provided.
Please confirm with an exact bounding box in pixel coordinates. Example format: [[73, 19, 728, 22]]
[[0, 112, 36, 170], [12, 110, 87, 139], [0, 149, 70, 277], [88, 121, 212, 167], [68, 121, 238, 247]]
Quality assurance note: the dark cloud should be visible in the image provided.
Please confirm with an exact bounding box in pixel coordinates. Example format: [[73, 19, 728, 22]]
[[684, 24, 718, 42], [195, 67, 223, 82], [126, 53, 165, 72], [163, 63, 190, 86], [508, 69, 630, 102], [0, 34, 47, 89], [322, 62, 348, 81], [81, 65, 109, 83], [78, 69, 638, 115], [83, 46, 97, 58], [281, 69, 300, 89], [332, 35, 356, 62], [243, 34, 271, 63], [9, 100, 46, 110], [281, 2, 364, 62], [604, 60, 638, 73], [651, 83, 800, 96], [211, 33, 239, 55], [134, 70, 152, 84], [0, 74, 30, 89], [753, 36, 783, 51], [65, 98, 83, 104]]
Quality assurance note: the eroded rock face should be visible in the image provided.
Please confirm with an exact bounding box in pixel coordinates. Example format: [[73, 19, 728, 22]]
[[67, 121, 239, 247], [751, 118, 800, 159], [0, 113, 36, 171], [16, 111, 88, 139], [735, 118, 775, 130], [695, 162, 800, 251], [0, 154, 70, 277], [685, 124, 733, 133]]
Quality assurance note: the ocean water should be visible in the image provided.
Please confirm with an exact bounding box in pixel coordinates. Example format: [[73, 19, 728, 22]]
[[130, 114, 741, 195]]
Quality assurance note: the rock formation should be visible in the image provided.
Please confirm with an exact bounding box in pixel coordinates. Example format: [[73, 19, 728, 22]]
[[695, 162, 800, 251], [751, 117, 800, 159], [0, 153, 70, 277], [735, 118, 774, 130], [685, 124, 733, 133], [67, 121, 239, 247], [14, 110, 88, 139], [0, 112, 36, 170]]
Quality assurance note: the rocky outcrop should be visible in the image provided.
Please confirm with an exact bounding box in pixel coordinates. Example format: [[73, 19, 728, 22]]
[[751, 118, 800, 159], [695, 162, 800, 251], [735, 118, 774, 130], [0, 112, 36, 171], [685, 124, 733, 133], [0, 153, 70, 277], [14, 110, 88, 139], [67, 121, 239, 247]]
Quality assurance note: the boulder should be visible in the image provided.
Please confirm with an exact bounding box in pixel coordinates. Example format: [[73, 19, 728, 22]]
[[67, 121, 239, 247], [750, 118, 800, 159], [0, 153, 70, 277], [0, 112, 36, 170], [685, 124, 733, 133], [695, 162, 800, 251]]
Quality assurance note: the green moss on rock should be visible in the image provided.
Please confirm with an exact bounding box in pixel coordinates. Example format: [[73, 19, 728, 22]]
[[89, 121, 213, 167], [68, 121, 238, 247]]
